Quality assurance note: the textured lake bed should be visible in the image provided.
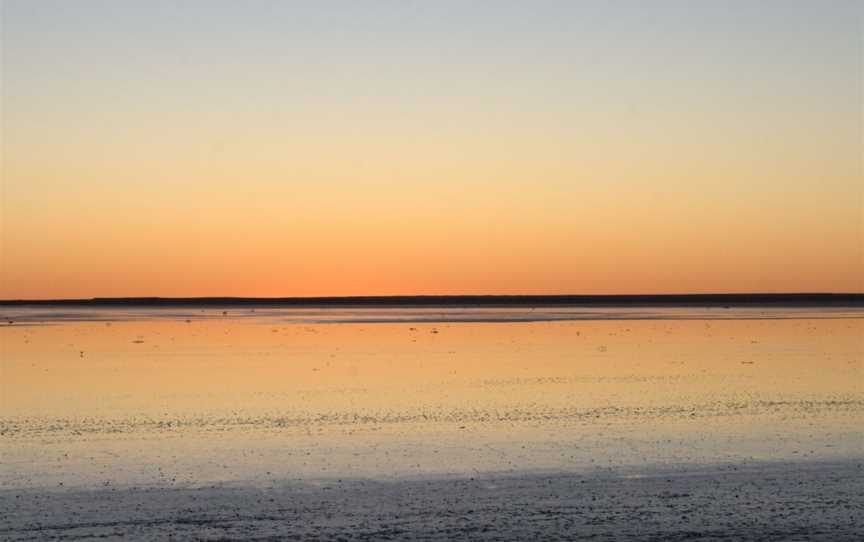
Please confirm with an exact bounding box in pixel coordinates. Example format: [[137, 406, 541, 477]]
[[1, 306, 862, 539]]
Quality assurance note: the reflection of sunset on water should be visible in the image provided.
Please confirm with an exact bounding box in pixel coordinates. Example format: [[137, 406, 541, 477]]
[[2, 0, 862, 537], [3, 310, 861, 488]]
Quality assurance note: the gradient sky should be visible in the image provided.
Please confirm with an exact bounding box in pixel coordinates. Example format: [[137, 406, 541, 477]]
[[1, 0, 861, 298]]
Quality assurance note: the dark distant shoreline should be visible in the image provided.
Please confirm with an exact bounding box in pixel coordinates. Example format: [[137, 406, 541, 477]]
[[1, 293, 861, 307]]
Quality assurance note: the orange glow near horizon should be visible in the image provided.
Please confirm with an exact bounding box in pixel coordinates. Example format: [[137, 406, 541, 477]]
[[1, 1, 861, 299]]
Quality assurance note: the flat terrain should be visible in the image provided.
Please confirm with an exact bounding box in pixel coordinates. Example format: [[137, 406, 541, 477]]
[[2, 460, 862, 541], [2, 307, 862, 540]]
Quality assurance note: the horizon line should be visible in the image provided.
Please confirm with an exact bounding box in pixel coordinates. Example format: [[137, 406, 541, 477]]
[[2, 293, 862, 307]]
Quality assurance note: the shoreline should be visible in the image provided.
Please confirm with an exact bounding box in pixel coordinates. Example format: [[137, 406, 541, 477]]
[[2, 292, 863, 308]]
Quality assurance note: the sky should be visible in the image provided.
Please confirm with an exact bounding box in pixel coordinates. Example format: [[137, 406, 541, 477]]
[[1, 0, 861, 298]]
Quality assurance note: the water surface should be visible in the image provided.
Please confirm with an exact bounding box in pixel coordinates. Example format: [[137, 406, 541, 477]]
[[1, 306, 861, 489]]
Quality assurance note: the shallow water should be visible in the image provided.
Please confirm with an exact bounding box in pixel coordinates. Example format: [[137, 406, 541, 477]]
[[1, 307, 862, 489], [1, 304, 861, 324]]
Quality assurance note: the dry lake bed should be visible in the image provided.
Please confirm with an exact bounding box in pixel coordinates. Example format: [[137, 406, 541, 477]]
[[1, 306, 862, 540]]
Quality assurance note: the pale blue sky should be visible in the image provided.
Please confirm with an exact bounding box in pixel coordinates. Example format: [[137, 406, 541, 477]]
[[1, 1, 861, 297]]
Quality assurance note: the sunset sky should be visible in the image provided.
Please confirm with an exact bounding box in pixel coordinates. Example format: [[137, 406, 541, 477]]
[[1, 0, 861, 299]]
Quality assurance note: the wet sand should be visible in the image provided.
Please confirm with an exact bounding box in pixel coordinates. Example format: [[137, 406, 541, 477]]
[[1, 307, 862, 539], [2, 460, 862, 541]]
